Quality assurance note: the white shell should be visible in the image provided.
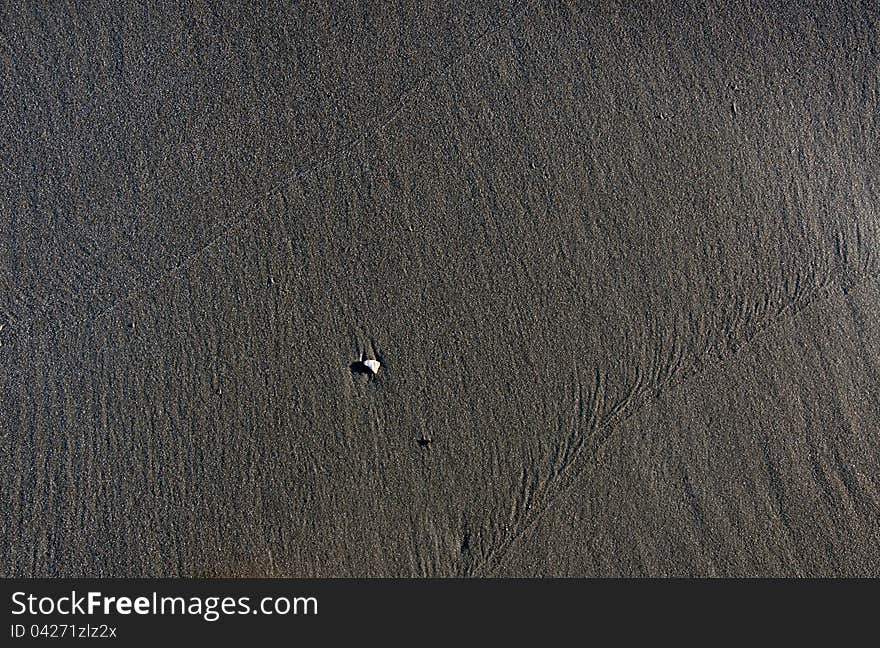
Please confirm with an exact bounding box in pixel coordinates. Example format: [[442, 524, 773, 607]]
[[362, 359, 381, 374]]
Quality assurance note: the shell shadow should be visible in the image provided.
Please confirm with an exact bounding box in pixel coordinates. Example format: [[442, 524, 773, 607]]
[[349, 361, 375, 375]]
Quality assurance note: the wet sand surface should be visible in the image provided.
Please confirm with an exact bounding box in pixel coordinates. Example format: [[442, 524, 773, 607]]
[[2, 1, 879, 576]]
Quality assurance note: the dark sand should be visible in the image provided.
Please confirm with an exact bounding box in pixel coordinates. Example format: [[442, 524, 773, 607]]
[[2, 1, 879, 576]]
